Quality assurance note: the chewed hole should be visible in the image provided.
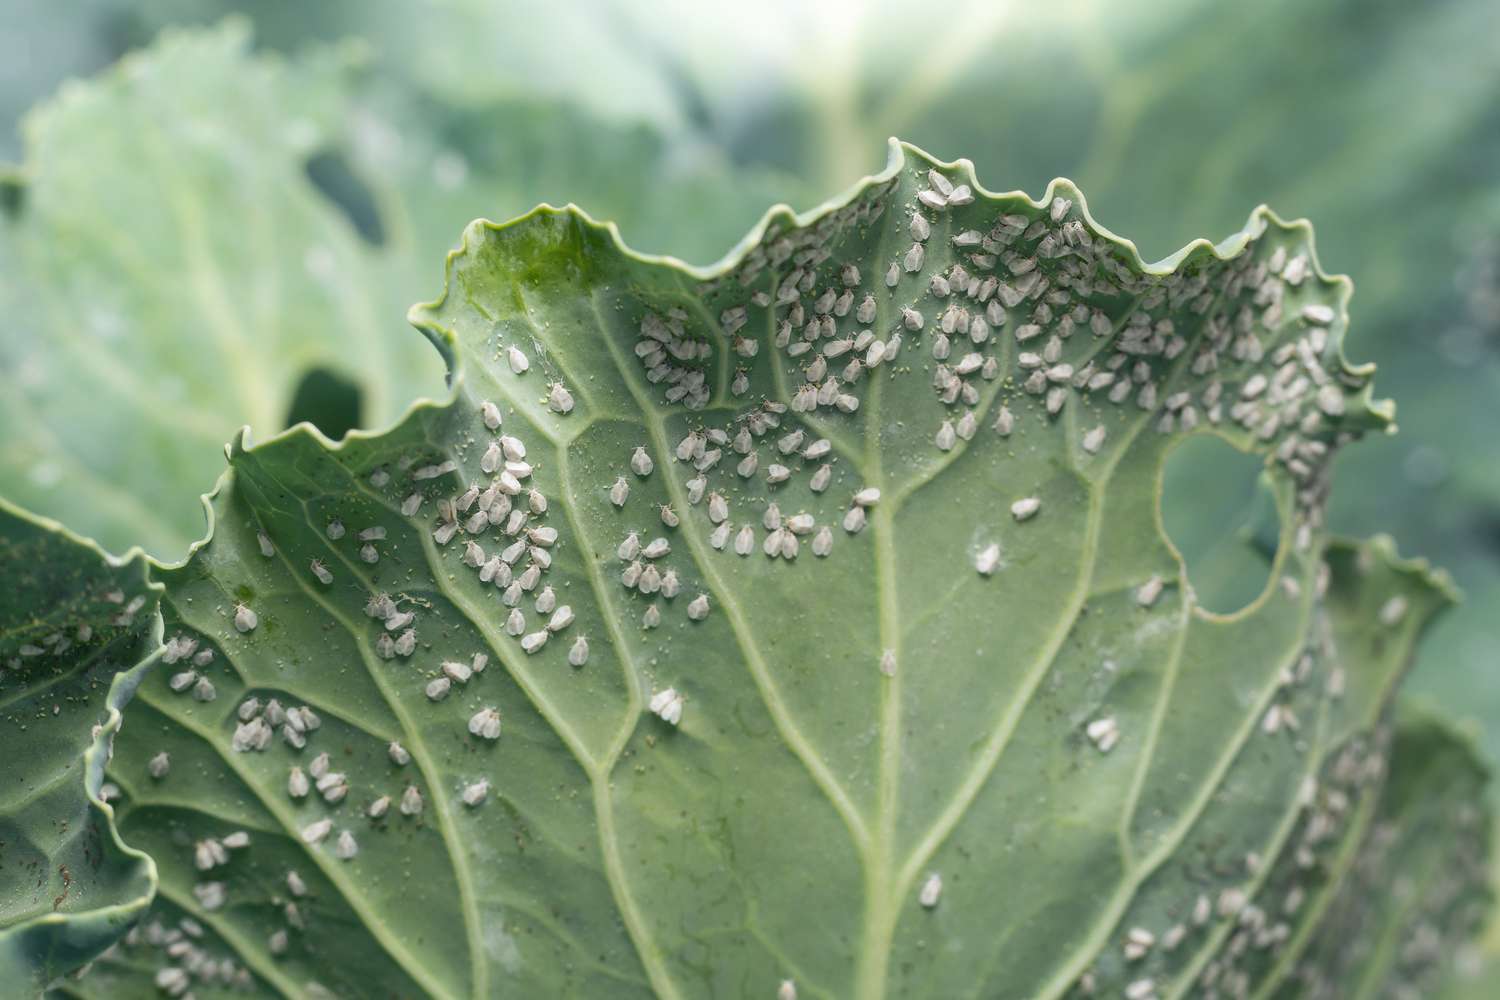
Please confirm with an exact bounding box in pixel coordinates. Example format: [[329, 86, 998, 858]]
[[285, 367, 363, 441], [0, 175, 23, 219], [1162, 435, 1281, 615], [304, 150, 384, 245]]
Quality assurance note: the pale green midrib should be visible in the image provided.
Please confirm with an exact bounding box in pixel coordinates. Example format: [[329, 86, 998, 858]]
[[130, 675, 447, 999], [887, 313, 1174, 898], [328, 475, 582, 1000], [667, 274, 733, 406], [583, 286, 885, 997], [553, 451, 645, 762], [229, 486, 481, 999], [335, 396, 665, 999], [850, 176, 906, 1000], [1025, 271, 1314, 998], [759, 296, 867, 473], [1155, 684, 1336, 1000], [1241, 610, 1433, 1000], [409, 524, 600, 773], [498, 284, 682, 997], [109, 772, 284, 838], [882, 251, 1278, 997], [1036, 595, 1319, 1000], [136, 119, 277, 433], [150, 879, 304, 999], [507, 285, 609, 418], [1234, 776, 1382, 1000], [0, 753, 97, 817], [348, 426, 679, 996], [0, 631, 134, 713], [1345, 815, 1452, 1000], [1114, 603, 1201, 873], [1093, 270, 1237, 869], [588, 289, 872, 848]]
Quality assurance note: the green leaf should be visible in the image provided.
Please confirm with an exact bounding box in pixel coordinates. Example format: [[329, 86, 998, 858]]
[[26, 3, 1493, 779], [60, 142, 1468, 998], [0, 499, 160, 989], [1268, 702, 1491, 1000], [0, 21, 807, 559]]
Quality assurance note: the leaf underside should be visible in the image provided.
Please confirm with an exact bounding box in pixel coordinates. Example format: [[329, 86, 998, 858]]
[[45, 143, 1480, 1000], [0, 501, 159, 991]]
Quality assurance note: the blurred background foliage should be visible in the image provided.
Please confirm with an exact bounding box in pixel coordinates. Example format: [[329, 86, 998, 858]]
[[0, 0, 1495, 935]]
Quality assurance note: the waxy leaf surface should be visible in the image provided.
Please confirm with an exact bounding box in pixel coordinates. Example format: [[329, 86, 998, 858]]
[[49, 145, 1485, 999], [0, 501, 159, 990]]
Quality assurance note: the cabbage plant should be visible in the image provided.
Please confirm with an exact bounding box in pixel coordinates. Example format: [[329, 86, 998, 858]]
[[0, 122, 1489, 998]]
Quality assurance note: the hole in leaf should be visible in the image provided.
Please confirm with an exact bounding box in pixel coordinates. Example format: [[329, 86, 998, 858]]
[[304, 150, 384, 245], [1162, 435, 1281, 615], [0, 174, 24, 219], [285, 367, 364, 440]]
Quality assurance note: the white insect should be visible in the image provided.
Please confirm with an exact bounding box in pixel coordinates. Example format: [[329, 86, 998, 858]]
[[257, 531, 275, 557], [335, 830, 359, 860], [975, 543, 1001, 576], [462, 780, 490, 807], [310, 559, 333, 585], [148, 751, 170, 778], [649, 687, 684, 726], [568, 636, 590, 667], [935, 421, 957, 451], [521, 631, 549, 653], [610, 477, 630, 507], [1123, 926, 1155, 961], [1086, 716, 1120, 753], [1010, 497, 1041, 521], [1379, 595, 1408, 626], [400, 785, 424, 816], [1135, 575, 1165, 607], [687, 594, 710, 621], [300, 818, 332, 845], [547, 606, 575, 632], [368, 795, 391, 819], [843, 506, 867, 534], [919, 872, 943, 908], [288, 767, 310, 798], [1082, 425, 1106, 454], [631, 446, 654, 476], [326, 519, 345, 540], [507, 345, 530, 373], [388, 741, 411, 766], [812, 527, 833, 557], [1300, 303, 1335, 326], [481, 400, 503, 430], [463, 706, 503, 744], [233, 603, 258, 633]]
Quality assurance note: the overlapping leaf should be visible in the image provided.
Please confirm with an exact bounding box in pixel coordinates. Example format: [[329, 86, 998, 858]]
[[47, 144, 1485, 998], [0, 501, 159, 991], [0, 22, 804, 559], [1272, 705, 1490, 1000]]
